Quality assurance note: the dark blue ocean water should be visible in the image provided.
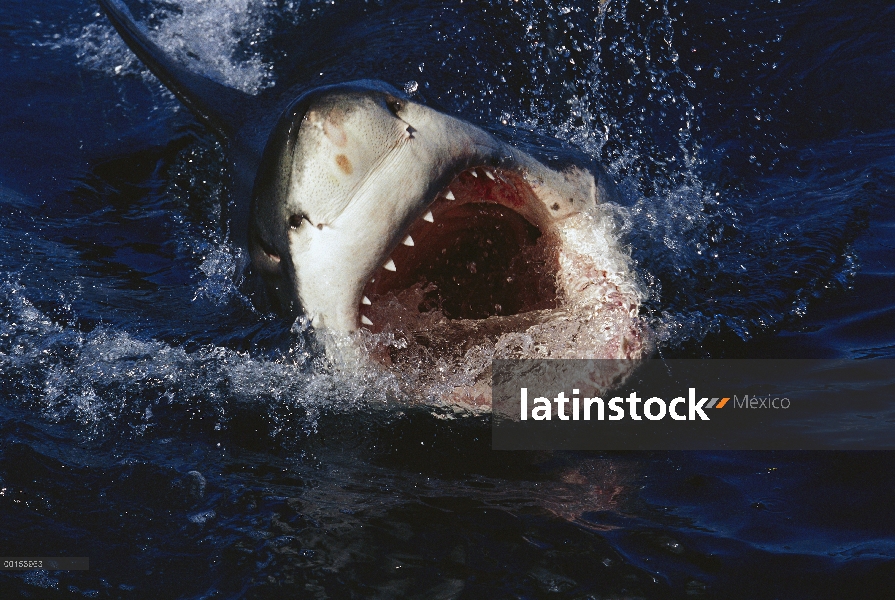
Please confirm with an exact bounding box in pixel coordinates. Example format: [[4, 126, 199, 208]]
[[1, 0, 894, 597]]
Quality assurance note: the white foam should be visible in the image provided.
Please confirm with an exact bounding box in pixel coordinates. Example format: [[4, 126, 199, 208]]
[[0, 278, 405, 440]]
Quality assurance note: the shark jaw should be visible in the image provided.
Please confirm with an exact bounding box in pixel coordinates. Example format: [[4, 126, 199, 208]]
[[346, 164, 649, 410]]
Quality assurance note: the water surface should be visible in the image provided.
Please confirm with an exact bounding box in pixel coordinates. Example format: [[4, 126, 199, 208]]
[[1, 0, 894, 597]]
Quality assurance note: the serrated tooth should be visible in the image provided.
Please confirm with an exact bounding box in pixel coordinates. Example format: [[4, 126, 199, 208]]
[[485, 170, 496, 180], [402, 235, 414, 247], [362, 296, 371, 305], [470, 170, 478, 178], [444, 190, 455, 200], [384, 258, 396, 271], [423, 210, 434, 223], [361, 315, 373, 326]]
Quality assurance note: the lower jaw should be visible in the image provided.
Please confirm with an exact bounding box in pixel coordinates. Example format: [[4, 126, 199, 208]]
[[366, 290, 561, 359], [352, 287, 647, 413]]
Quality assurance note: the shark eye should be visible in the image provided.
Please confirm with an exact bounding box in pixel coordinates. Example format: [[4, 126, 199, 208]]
[[288, 214, 304, 229], [384, 95, 404, 116]]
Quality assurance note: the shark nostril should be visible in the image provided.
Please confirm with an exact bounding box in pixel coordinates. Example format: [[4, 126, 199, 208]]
[[385, 95, 404, 115]]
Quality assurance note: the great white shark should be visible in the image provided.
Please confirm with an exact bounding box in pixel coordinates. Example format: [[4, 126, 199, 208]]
[[98, 0, 648, 406]]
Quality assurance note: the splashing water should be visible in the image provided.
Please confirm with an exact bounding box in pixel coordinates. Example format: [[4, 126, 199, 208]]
[[0, 275, 412, 443], [58, 0, 275, 94]]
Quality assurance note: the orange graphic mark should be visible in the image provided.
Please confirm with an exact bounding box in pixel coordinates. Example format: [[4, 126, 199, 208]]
[[716, 397, 730, 409]]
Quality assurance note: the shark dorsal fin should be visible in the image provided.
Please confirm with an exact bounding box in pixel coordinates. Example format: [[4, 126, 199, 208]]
[[98, 0, 253, 138]]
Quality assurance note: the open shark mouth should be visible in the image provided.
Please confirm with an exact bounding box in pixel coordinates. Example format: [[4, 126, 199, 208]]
[[361, 166, 559, 328], [347, 162, 649, 407]]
